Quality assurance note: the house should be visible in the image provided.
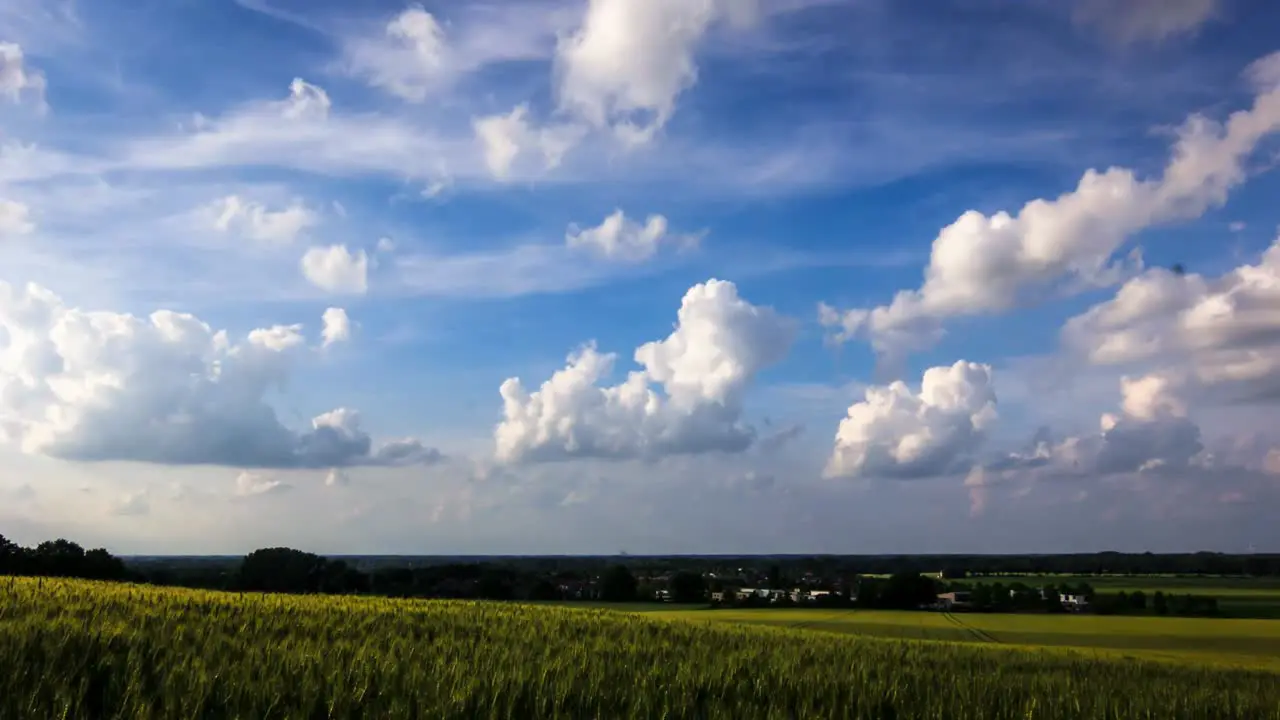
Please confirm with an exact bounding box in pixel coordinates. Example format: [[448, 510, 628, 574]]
[[1061, 593, 1090, 610], [791, 589, 834, 603], [936, 591, 973, 610]]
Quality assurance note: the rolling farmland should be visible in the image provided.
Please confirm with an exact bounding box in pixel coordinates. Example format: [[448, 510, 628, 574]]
[[4, 578, 1280, 719], [648, 607, 1280, 670]]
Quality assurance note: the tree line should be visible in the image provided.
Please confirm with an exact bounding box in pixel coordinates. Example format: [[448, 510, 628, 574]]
[[0, 535, 128, 580], [0, 532, 1265, 617]]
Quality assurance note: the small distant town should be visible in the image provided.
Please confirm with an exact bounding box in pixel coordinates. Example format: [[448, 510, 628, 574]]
[[4, 535, 1244, 619]]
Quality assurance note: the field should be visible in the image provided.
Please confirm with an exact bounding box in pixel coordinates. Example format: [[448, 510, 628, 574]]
[[647, 607, 1280, 670], [4, 579, 1280, 719]]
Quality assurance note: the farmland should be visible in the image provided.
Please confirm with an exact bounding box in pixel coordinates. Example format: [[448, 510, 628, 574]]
[[4, 579, 1280, 719], [648, 607, 1280, 670]]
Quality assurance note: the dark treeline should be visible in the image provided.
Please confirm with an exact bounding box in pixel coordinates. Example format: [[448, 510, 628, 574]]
[[0, 535, 128, 580], [4, 532, 1279, 612], [949, 580, 1221, 617], [329, 552, 1280, 578]]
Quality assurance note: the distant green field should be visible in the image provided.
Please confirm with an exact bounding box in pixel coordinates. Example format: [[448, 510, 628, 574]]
[[645, 607, 1280, 670], [952, 575, 1280, 618]]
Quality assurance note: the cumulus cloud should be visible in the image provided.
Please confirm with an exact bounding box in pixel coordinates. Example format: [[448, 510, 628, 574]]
[[495, 279, 795, 463], [208, 195, 316, 244], [825, 361, 997, 480], [0, 42, 46, 108], [0, 282, 438, 468], [301, 244, 369, 294], [0, 199, 34, 236], [1073, 0, 1220, 44], [1063, 234, 1280, 402], [555, 0, 753, 144], [821, 53, 1280, 361], [234, 471, 291, 497], [1095, 375, 1203, 474], [321, 307, 351, 347], [566, 209, 702, 262], [972, 374, 1210, 497], [472, 104, 585, 180]]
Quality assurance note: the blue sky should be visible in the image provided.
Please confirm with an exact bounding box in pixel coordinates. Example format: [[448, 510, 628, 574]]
[[3, 0, 1280, 554]]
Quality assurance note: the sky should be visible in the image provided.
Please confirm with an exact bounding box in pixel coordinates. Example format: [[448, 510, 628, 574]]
[[3, 0, 1280, 555]]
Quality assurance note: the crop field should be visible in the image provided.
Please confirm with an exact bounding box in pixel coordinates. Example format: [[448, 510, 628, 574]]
[[648, 608, 1280, 670], [3, 579, 1280, 719]]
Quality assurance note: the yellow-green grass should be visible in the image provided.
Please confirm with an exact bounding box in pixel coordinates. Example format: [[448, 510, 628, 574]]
[[4, 578, 1280, 719], [646, 607, 1280, 670]]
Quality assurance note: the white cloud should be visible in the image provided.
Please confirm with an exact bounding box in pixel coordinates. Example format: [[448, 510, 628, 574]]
[[1095, 374, 1204, 474], [301, 244, 369, 295], [472, 104, 585, 180], [0, 282, 439, 468], [0, 199, 34, 236], [208, 195, 316, 244], [1248, 51, 1280, 92], [348, 5, 447, 102], [1073, 0, 1220, 44], [0, 42, 46, 108], [371, 437, 444, 466], [821, 55, 1280, 360], [112, 491, 150, 516], [1063, 234, 1280, 402], [325, 468, 350, 487], [341, 4, 561, 103], [279, 77, 331, 121], [566, 209, 702, 262], [969, 374, 1234, 514], [246, 323, 306, 352], [826, 361, 997, 480], [320, 307, 352, 347], [234, 471, 291, 497], [118, 78, 457, 182], [496, 278, 795, 463], [555, 0, 751, 144]]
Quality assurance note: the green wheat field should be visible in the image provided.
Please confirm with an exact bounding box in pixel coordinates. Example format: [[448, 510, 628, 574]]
[[4, 578, 1280, 719]]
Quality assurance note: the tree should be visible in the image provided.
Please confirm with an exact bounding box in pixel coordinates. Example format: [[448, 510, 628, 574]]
[[767, 564, 783, 590], [238, 547, 333, 593], [669, 571, 707, 604], [600, 564, 637, 602], [880, 573, 938, 610], [32, 539, 86, 577], [1130, 590, 1147, 611], [528, 578, 559, 601], [82, 548, 126, 580], [0, 534, 20, 574], [1153, 591, 1168, 615]]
